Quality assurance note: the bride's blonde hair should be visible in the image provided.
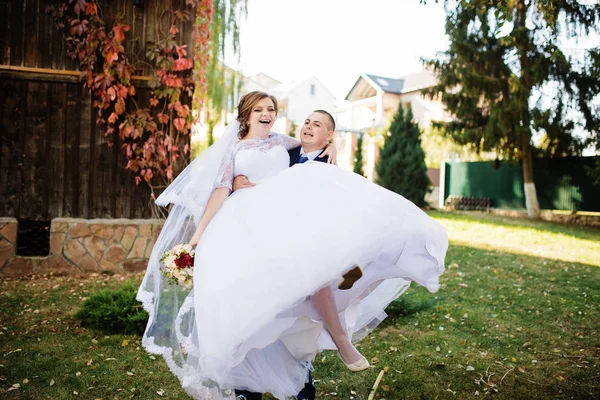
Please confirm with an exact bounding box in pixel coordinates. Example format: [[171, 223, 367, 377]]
[[236, 91, 278, 139]]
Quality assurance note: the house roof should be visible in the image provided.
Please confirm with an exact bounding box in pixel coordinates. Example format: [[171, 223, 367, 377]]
[[364, 74, 405, 94], [345, 71, 438, 101]]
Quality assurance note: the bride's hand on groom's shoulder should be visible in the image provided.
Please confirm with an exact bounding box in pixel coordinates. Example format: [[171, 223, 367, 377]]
[[320, 144, 337, 165]]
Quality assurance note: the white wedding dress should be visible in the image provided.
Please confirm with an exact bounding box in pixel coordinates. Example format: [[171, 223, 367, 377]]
[[138, 132, 448, 400]]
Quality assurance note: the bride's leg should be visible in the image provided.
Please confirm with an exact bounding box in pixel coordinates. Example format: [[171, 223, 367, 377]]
[[311, 286, 364, 364]]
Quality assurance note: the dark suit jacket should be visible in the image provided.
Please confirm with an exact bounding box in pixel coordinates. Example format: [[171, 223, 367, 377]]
[[288, 147, 328, 166]]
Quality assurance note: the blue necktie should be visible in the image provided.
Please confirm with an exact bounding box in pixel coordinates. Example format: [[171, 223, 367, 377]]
[[298, 155, 309, 164]]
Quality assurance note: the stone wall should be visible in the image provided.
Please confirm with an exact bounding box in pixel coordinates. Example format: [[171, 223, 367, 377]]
[[0, 218, 164, 277]]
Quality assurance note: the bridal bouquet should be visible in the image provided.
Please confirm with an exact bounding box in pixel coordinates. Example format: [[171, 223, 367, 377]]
[[160, 243, 195, 287]]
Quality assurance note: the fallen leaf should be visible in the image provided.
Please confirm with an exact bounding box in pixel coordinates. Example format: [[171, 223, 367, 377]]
[[127, 371, 134, 376], [157, 389, 165, 396], [50, 379, 55, 386], [8, 383, 20, 391], [121, 340, 129, 347], [466, 365, 475, 371], [22, 378, 29, 384]]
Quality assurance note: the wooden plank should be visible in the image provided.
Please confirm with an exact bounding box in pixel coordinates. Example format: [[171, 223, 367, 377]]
[[131, 0, 146, 74], [23, 0, 37, 67], [62, 82, 80, 217], [130, 87, 149, 218], [0, 79, 24, 218], [37, 0, 53, 69], [77, 86, 91, 217], [46, 82, 66, 219], [20, 80, 49, 219], [50, 0, 68, 70], [0, 0, 11, 65], [116, 143, 132, 219], [9, 0, 24, 66], [90, 117, 114, 218]]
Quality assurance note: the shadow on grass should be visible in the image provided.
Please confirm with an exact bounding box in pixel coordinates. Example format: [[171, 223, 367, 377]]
[[429, 210, 600, 241], [385, 294, 437, 319]]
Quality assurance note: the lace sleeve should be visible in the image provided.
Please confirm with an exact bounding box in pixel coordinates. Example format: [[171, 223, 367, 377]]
[[214, 146, 235, 191], [272, 133, 301, 151]]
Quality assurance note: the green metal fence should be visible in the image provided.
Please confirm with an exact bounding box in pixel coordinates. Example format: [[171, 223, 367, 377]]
[[442, 157, 600, 212]]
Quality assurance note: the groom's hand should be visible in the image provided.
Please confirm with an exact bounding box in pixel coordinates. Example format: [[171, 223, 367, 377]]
[[232, 175, 256, 192]]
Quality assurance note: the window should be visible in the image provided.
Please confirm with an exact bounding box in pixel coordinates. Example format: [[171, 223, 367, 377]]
[[310, 84, 315, 96]]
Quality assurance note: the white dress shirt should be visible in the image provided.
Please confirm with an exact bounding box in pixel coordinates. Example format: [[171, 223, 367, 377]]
[[300, 147, 324, 161]]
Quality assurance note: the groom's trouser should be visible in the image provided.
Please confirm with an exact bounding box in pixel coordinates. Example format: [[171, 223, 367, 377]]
[[234, 371, 315, 400]]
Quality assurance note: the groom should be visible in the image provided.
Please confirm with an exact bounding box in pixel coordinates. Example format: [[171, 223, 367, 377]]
[[232, 109, 336, 400]]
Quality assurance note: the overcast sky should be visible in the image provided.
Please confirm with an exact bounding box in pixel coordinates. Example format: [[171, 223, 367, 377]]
[[229, 0, 449, 99]]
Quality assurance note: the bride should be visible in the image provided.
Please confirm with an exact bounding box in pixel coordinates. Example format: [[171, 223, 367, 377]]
[[137, 91, 448, 399]]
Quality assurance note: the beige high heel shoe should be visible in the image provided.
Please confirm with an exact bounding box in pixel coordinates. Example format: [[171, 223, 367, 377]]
[[337, 351, 370, 372]]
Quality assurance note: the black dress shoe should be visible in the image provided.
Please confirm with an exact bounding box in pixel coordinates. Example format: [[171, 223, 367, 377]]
[[338, 265, 363, 290]]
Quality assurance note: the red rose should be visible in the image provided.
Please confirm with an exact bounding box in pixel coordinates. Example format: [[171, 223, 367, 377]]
[[174, 253, 194, 268]]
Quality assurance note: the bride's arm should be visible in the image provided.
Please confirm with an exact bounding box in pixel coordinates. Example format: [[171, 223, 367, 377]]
[[189, 187, 230, 247]]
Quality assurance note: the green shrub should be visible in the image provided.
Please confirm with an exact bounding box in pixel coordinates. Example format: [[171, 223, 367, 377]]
[[75, 282, 148, 335]]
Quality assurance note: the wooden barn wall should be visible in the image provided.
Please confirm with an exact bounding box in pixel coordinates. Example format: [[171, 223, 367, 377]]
[[0, 0, 194, 220]]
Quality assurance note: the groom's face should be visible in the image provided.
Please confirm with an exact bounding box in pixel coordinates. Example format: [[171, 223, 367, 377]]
[[300, 112, 334, 150]]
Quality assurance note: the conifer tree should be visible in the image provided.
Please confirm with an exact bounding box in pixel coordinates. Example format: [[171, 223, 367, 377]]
[[353, 133, 365, 177], [376, 105, 430, 207], [423, 1, 600, 216]]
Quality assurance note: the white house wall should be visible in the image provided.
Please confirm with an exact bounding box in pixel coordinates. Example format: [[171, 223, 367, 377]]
[[282, 77, 336, 124]]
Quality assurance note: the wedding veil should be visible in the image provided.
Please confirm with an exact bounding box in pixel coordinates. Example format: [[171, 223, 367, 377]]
[[136, 120, 240, 399]]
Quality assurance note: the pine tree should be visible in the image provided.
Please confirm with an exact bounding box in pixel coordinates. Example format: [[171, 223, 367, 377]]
[[423, 1, 600, 216], [376, 105, 430, 207], [353, 133, 365, 177]]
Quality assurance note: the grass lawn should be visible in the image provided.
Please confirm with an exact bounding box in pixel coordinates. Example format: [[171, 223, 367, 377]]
[[1, 211, 599, 399]]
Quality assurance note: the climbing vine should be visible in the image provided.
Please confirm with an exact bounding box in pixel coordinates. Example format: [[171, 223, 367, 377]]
[[47, 0, 221, 193]]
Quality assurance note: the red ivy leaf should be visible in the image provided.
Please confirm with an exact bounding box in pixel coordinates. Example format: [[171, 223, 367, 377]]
[[157, 113, 169, 124], [169, 25, 179, 35], [173, 118, 185, 132], [175, 45, 188, 58], [106, 86, 117, 101], [117, 85, 129, 99], [143, 168, 154, 182], [173, 57, 193, 71], [114, 97, 126, 115], [73, 0, 87, 15], [69, 19, 89, 36], [85, 2, 98, 16], [112, 23, 130, 43]]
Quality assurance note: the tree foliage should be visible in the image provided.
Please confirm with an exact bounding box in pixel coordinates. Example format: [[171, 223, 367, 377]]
[[423, 0, 600, 215]]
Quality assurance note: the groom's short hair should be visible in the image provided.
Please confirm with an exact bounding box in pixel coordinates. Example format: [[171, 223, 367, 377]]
[[313, 110, 336, 131]]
